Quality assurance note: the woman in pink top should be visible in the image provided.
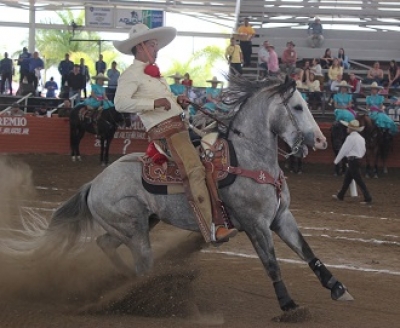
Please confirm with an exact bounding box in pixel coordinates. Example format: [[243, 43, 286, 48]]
[[267, 44, 280, 75]]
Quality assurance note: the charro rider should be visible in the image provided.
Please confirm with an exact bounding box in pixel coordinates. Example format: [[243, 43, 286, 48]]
[[113, 24, 238, 243]]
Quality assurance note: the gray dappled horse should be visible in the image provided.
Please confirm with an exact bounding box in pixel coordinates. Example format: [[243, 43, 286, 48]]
[[40, 76, 354, 315]]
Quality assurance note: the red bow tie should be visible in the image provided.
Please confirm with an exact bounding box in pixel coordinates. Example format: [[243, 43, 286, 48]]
[[144, 64, 161, 78]]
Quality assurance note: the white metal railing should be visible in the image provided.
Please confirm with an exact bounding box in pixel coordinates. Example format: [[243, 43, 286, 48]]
[[0, 92, 33, 115]]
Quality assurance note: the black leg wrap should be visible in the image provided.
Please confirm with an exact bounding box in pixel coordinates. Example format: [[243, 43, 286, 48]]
[[331, 281, 346, 300], [309, 258, 337, 290], [273, 281, 298, 311]]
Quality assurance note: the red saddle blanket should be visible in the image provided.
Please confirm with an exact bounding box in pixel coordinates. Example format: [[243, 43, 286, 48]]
[[141, 138, 237, 195]]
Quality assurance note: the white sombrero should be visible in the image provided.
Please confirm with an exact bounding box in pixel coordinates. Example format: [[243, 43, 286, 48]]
[[206, 76, 223, 83], [92, 73, 109, 81], [113, 23, 177, 55], [340, 119, 365, 132], [365, 81, 383, 90], [168, 72, 183, 79], [337, 81, 352, 89]]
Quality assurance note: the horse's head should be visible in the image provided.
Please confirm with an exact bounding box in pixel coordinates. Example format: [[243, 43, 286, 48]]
[[266, 77, 327, 157]]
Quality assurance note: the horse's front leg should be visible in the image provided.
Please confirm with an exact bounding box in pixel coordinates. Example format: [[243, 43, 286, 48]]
[[100, 137, 106, 166], [104, 135, 112, 166], [243, 218, 298, 312], [270, 208, 354, 302]]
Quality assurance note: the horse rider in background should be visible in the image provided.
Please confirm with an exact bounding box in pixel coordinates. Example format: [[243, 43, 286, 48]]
[[113, 24, 238, 243]]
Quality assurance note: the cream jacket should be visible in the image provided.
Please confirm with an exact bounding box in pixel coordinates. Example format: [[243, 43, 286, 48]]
[[114, 60, 182, 130]]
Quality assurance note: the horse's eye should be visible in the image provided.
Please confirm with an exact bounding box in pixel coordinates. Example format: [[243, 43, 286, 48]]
[[294, 105, 303, 111]]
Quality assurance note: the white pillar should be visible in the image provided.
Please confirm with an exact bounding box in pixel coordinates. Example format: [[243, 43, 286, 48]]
[[28, 0, 36, 52]]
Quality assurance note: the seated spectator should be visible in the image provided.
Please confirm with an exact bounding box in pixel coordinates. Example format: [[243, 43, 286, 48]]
[[168, 73, 186, 96], [348, 72, 362, 106], [35, 102, 48, 116], [305, 72, 321, 110], [333, 81, 355, 122], [330, 74, 343, 92], [320, 48, 333, 69], [366, 82, 398, 135], [7, 103, 24, 116], [58, 99, 71, 117], [266, 44, 280, 76], [310, 58, 324, 90], [296, 81, 308, 101], [379, 81, 390, 98], [364, 62, 384, 85], [307, 17, 324, 48], [181, 73, 193, 87], [281, 41, 297, 75], [388, 60, 400, 87], [203, 77, 226, 112], [44, 77, 58, 98], [337, 48, 350, 70], [299, 60, 311, 83], [258, 40, 269, 77], [387, 96, 400, 123], [328, 58, 343, 84]]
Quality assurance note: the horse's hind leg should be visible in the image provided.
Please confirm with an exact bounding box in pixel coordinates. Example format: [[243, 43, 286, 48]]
[[270, 209, 354, 302]]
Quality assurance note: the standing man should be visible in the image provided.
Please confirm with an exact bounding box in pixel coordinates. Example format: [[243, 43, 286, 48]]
[[114, 24, 238, 243], [79, 58, 90, 98], [307, 17, 324, 48], [281, 41, 297, 75], [332, 120, 372, 205], [225, 37, 242, 75], [28, 51, 44, 95], [44, 77, 58, 98], [106, 61, 120, 102], [237, 18, 255, 67], [17, 47, 31, 84], [0, 52, 13, 95], [67, 64, 83, 103], [58, 53, 74, 88], [95, 54, 106, 75]]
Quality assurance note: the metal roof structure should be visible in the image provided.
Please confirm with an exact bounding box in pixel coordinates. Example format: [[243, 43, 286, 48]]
[[0, 0, 399, 31]]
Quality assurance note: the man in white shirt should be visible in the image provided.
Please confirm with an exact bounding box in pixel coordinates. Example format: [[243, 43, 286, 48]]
[[332, 120, 372, 204], [258, 40, 269, 77], [113, 24, 237, 243]]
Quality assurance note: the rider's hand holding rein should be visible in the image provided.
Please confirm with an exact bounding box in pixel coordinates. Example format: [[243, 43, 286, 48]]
[[177, 95, 190, 109], [154, 98, 171, 111]]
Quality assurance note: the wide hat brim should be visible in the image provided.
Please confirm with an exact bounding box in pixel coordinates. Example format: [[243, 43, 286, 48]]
[[113, 26, 177, 55], [340, 120, 365, 132], [92, 75, 109, 81], [207, 79, 223, 83], [365, 84, 383, 89]]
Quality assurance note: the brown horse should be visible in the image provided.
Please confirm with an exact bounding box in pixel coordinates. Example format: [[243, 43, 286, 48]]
[[356, 114, 393, 178]]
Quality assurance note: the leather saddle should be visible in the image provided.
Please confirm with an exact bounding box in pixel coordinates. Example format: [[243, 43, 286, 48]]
[[79, 106, 102, 122], [141, 132, 238, 195]]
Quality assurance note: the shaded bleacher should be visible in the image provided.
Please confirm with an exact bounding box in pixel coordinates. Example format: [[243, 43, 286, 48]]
[[0, 95, 64, 114]]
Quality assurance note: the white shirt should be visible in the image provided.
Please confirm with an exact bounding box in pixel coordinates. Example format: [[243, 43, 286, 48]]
[[330, 80, 341, 92], [311, 64, 323, 76], [334, 131, 366, 164], [258, 47, 269, 65]]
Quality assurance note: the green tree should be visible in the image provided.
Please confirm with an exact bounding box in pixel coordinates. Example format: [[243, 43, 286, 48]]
[[163, 45, 226, 87]]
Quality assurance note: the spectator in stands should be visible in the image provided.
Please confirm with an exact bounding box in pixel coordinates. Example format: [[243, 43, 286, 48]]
[[83, 73, 113, 110], [348, 72, 361, 105], [364, 61, 384, 85], [58, 53, 74, 88], [337, 48, 350, 69], [300, 60, 311, 83], [182, 72, 193, 87], [67, 64, 83, 103], [330, 74, 343, 92], [17, 47, 31, 84], [79, 58, 90, 98], [328, 58, 343, 84], [7, 103, 24, 116], [320, 48, 333, 69], [44, 77, 58, 98], [28, 51, 44, 96], [0, 52, 13, 95], [306, 72, 321, 110], [366, 82, 398, 135], [388, 60, 400, 88], [281, 41, 297, 75], [266, 44, 280, 76], [95, 54, 106, 75], [34, 102, 48, 116], [237, 18, 255, 67], [106, 61, 120, 102], [333, 81, 354, 122], [58, 99, 71, 117], [310, 58, 324, 89], [307, 17, 324, 48], [225, 37, 243, 75], [168, 73, 186, 96], [204, 77, 225, 112], [387, 96, 400, 123], [257, 40, 269, 77]]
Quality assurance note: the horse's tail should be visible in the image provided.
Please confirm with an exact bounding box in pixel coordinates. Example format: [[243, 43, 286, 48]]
[[0, 183, 93, 256]]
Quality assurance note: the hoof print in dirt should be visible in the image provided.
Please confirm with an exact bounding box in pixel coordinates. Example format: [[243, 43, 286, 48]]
[[272, 306, 312, 323]]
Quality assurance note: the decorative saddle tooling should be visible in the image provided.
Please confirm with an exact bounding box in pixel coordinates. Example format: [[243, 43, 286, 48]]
[[79, 105, 103, 122], [141, 132, 285, 196]]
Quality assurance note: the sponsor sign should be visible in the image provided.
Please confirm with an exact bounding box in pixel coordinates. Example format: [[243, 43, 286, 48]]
[[115, 9, 164, 28], [85, 6, 114, 27], [0, 116, 29, 135]]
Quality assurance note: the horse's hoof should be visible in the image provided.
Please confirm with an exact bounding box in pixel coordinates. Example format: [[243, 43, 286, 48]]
[[331, 282, 354, 301], [72, 156, 76, 162], [77, 156, 82, 162], [272, 306, 312, 323], [101, 162, 106, 167], [383, 168, 388, 174], [365, 174, 370, 179], [374, 174, 378, 179]]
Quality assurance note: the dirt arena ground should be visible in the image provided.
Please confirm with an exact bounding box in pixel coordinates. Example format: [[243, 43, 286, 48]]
[[0, 154, 399, 328]]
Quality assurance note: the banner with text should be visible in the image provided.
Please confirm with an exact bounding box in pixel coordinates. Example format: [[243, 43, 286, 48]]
[[85, 6, 114, 27]]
